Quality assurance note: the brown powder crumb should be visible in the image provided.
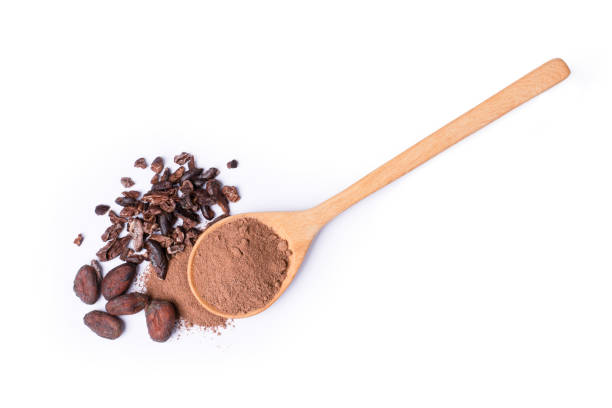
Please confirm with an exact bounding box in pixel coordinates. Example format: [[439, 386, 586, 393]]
[[191, 218, 289, 315], [144, 245, 227, 330], [74, 233, 84, 246]]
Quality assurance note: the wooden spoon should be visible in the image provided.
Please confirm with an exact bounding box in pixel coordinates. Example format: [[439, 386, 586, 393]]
[[188, 58, 570, 319]]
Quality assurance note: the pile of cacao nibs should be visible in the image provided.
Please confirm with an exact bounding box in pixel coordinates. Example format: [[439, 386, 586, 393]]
[[73, 153, 240, 341]]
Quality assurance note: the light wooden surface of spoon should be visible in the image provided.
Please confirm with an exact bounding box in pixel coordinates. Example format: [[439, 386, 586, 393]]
[[188, 58, 570, 319]]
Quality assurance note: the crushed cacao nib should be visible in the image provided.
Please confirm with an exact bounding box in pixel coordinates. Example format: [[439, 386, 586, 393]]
[[122, 190, 141, 199], [174, 152, 193, 165], [74, 233, 84, 246], [201, 205, 215, 220], [222, 186, 240, 202], [160, 168, 170, 182], [101, 223, 123, 242], [152, 181, 173, 191], [95, 204, 110, 215], [151, 157, 164, 174], [128, 218, 145, 251], [205, 179, 221, 197], [145, 240, 168, 279], [148, 234, 173, 248], [134, 158, 147, 169], [227, 159, 238, 168], [201, 167, 219, 180], [115, 196, 138, 207], [119, 206, 139, 218], [168, 166, 185, 183], [109, 210, 126, 225], [90, 259, 103, 277], [121, 177, 135, 188], [150, 173, 160, 184], [179, 180, 194, 194]]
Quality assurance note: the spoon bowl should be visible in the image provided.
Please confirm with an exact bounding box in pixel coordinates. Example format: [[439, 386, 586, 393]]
[[187, 209, 325, 318], [188, 58, 570, 319]]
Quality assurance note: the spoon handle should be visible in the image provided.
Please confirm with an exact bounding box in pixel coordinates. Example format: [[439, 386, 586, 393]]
[[311, 58, 570, 225]]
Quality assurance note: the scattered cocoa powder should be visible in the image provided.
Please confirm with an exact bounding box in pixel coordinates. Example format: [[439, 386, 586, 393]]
[[144, 245, 227, 330], [191, 218, 290, 315]]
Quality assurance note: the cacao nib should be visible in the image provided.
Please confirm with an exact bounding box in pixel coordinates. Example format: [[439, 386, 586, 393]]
[[152, 181, 173, 191], [148, 234, 173, 248], [115, 196, 138, 207], [119, 207, 139, 218], [134, 157, 147, 169], [120, 177, 135, 188], [160, 167, 171, 183], [101, 223, 123, 242], [122, 190, 141, 199], [168, 166, 185, 183], [151, 156, 164, 174], [145, 240, 168, 279], [201, 167, 219, 180], [222, 186, 240, 202], [179, 180, 194, 194], [174, 152, 193, 165], [90, 259, 103, 277], [201, 205, 215, 220], [205, 179, 221, 197], [150, 173, 160, 184], [109, 210, 127, 225], [128, 218, 145, 251], [180, 168, 203, 183], [74, 233, 84, 246], [227, 159, 238, 168], [95, 204, 110, 215]]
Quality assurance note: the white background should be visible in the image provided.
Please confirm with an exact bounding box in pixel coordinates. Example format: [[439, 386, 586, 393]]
[[1, 1, 611, 407]]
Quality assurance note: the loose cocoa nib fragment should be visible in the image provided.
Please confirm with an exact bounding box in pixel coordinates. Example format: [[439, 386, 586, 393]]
[[121, 177, 135, 188], [109, 210, 127, 225], [174, 152, 193, 165], [227, 159, 238, 168], [222, 186, 240, 202], [145, 240, 168, 279], [134, 157, 147, 169], [122, 190, 141, 199], [151, 156, 164, 174], [95, 205, 110, 215], [74, 234, 84, 246]]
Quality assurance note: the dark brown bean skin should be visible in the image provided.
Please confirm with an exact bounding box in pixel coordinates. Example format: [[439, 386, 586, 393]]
[[101, 263, 136, 300], [106, 293, 149, 315], [84, 311, 124, 339], [145, 300, 176, 342], [74, 265, 101, 304]]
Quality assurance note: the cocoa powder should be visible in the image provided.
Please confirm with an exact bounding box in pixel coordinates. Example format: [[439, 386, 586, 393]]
[[191, 218, 290, 315], [144, 245, 227, 330]]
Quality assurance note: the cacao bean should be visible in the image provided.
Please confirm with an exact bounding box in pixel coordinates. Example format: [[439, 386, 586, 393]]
[[145, 300, 176, 342], [106, 293, 149, 315], [73, 265, 101, 304], [101, 263, 136, 300], [84, 311, 124, 339]]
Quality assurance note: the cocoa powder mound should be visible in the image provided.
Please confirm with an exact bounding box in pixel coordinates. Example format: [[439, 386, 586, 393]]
[[144, 245, 227, 330], [191, 218, 290, 315]]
